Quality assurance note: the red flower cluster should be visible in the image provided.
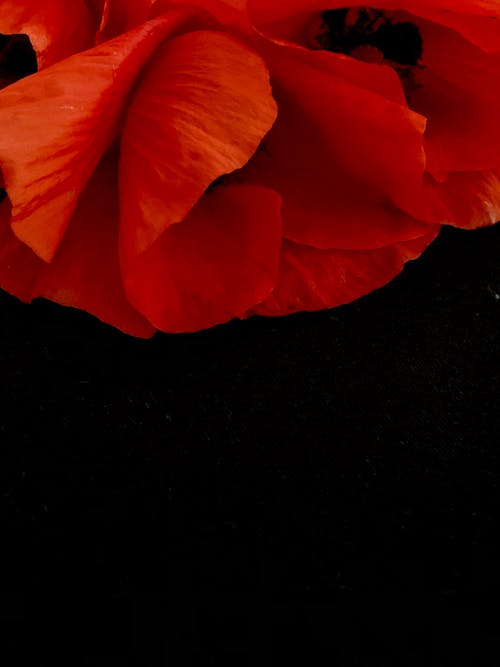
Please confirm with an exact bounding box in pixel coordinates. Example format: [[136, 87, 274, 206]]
[[0, 0, 499, 335]]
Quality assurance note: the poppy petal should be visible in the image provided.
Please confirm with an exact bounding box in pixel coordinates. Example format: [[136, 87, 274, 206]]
[[237, 42, 431, 251], [392, 1, 500, 54], [119, 29, 277, 259], [149, 0, 247, 26], [252, 227, 440, 317], [0, 7, 211, 262], [0, 151, 154, 337], [0, 0, 94, 70], [426, 170, 500, 230], [404, 17, 500, 177], [122, 184, 282, 333], [83, 0, 108, 33]]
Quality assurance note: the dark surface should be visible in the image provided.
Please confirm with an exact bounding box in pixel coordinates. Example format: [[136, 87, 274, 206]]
[[1, 224, 499, 664]]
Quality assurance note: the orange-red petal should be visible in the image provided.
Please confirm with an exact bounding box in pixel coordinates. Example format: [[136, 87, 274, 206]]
[[122, 184, 282, 333], [119, 29, 277, 260]]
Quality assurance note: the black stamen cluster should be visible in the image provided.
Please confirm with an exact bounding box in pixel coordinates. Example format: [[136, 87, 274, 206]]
[[320, 7, 423, 66]]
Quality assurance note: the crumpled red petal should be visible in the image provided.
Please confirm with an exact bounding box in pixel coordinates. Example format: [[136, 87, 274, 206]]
[[0, 0, 94, 70], [0, 151, 154, 337], [251, 227, 440, 317], [123, 184, 282, 333], [238, 42, 431, 250], [119, 29, 277, 260]]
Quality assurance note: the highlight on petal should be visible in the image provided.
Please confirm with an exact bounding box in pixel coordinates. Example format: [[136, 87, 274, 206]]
[[83, 0, 108, 32], [0, 6, 212, 262], [0, 0, 94, 70], [252, 226, 440, 318], [0, 151, 154, 337], [122, 184, 282, 333], [426, 170, 500, 230], [119, 29, 277, 259], [96, 0, 154, 41]]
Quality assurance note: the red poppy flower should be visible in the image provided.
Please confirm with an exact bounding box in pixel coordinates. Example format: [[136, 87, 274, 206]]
[[235, 0, 500, 316], [0, 1, 279, 335], [0, 0, 498, 335]]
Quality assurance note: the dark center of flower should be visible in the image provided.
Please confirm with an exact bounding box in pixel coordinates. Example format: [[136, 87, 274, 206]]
[[314, 7, 423, 100], [0, 33, 38, 89], [0, 188, 6, 204]]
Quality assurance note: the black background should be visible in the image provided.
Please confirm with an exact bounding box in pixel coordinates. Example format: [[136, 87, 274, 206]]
[[1, 224, 499, 664]]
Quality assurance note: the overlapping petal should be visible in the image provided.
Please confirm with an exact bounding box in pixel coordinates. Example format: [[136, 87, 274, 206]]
[[124, 184, 282, 332], [408, 16, 500, 178], [238, 41, 430, 250], [0, 151, 154, 337], [117, 26, 280, 330], [119, 29, 277, 259], [252, 228, 440, 317]]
